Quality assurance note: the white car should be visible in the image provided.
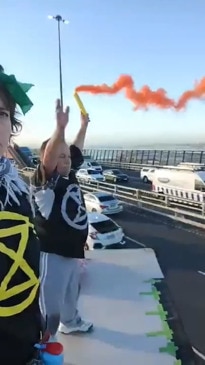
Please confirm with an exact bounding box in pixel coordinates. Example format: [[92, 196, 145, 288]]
[[84, 192, 123, 215], [76, 168, 105, 182], [80, 161, 102, 172], [86, 212, 125, 250], [140, 167, 156, 183]]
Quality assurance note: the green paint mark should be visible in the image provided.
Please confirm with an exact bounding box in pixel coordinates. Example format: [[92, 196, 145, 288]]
[[146, 304, 168, 321], [140, 291, 153, 296], [147, 321, 173, 340], [140, 286, 161, 301], [144, 279, 155, 284], [159, 342, 178, 356], [143, 279, 161, 284], [142, 280, 180, 363]]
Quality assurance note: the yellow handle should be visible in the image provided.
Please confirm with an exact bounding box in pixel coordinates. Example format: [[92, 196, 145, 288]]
[[74, 92, 87, 116]]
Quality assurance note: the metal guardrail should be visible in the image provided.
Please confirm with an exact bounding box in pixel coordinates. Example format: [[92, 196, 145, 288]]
[[97, 160, 160, 171], [78, 179, 205, 222], [19, 168, 205, 225]]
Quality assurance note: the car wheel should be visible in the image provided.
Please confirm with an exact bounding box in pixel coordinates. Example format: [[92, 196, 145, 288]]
[[92, 208, 97, 212], [143, 176, 148, 183]]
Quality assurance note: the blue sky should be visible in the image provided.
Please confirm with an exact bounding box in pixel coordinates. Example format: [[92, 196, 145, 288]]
[[1, 0, 205, 148]]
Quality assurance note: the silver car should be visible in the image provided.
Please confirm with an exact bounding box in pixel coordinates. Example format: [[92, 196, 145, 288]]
[[84, 192, 123, 215]]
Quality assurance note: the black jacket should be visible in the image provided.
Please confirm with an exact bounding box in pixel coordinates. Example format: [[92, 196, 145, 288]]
[[0, 187, 41, 365]]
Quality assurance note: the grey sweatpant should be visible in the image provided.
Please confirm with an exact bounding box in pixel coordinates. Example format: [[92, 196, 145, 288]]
[[40, 252, 81, 335]]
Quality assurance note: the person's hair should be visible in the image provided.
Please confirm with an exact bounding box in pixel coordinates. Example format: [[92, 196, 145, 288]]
[[0, 85, 22, 135]]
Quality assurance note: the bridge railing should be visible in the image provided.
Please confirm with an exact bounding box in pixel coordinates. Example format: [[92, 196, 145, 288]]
[[19, 168, 205, 226], [83, 148, 205, 166], [97, 160, 161, 171]]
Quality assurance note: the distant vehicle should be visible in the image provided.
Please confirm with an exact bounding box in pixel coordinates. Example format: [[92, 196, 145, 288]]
[[19, 146, 33, 159], [84, 192, 123, 215], [140, 167, 156, 183], [80, 160, 102, 172], [22, 167, 35, 172], [76, 168, 105, 182], [152, 166, 205, 203], [31, 156, 40, 166], [86, 212, 125, 250], [177, 162, 205, 170], [103, 169, 128, 183]]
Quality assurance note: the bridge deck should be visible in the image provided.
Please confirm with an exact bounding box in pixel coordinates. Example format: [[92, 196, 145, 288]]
[[58, 249, 178, 365]]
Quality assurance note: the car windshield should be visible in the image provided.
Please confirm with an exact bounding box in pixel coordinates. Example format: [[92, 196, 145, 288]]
[[91, 219, 118, 233], [90, 162, 99, 166], [98, 195, 116, 202], [87, 170, 99, 175], [113, 169, 121, 175]]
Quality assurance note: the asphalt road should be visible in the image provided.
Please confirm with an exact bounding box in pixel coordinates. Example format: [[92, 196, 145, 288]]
[[113, 204, 205, 362]]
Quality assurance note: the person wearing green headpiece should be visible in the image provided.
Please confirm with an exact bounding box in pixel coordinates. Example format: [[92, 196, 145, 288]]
[[0, 66, 42, 364]]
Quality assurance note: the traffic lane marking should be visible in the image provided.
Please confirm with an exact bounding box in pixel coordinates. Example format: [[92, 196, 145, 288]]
[[198, 271, 205, 276], [125, 235, 147, 248], [192, 346, 205, 361]]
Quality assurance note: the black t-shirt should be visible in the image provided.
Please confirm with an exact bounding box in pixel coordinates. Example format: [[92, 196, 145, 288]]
[[32, 145, 88, 259], [0, 187, 41, 364]]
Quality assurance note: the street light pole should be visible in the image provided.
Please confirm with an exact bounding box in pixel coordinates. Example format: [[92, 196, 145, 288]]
[[48, 14, 69, 108]]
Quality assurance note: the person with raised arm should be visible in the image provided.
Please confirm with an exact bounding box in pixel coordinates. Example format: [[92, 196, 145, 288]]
[[32, 101, 93, 339], [0, 66, 42, 364]]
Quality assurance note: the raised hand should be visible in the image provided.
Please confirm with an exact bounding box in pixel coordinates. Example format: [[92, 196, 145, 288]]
[[56, 99, 69, 129], [80, 112, 90, 128]]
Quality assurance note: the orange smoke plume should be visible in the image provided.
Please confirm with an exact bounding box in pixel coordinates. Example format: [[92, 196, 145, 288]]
[[75, 75, 175, 110], [176, 77, 205, 110], [75, 75, 205, 111]]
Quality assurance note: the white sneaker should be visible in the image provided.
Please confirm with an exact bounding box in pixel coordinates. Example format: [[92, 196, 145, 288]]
[[48, 334, 58, 342], [59, 319, 93, 334]]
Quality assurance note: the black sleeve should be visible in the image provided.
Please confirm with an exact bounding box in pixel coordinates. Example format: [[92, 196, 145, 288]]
[[70, 145, 84, 170]]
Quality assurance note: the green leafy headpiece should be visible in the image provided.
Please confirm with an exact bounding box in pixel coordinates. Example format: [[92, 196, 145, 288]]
[[0, 65, 34, 114]]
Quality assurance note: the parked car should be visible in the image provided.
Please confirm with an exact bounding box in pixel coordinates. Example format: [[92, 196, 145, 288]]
[[76, 168, 105, 182], [103, 169, 129, 183], [84, 192, 123, 215], [86, 212, 125, 250], [140, 167, 156, 183]]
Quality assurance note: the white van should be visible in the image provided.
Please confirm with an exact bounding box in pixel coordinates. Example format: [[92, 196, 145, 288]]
[[152, 166, 205, 203], [140, 167, 156, 183]]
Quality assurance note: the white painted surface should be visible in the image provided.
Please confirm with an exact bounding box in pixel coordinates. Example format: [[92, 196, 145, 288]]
[[58, 249, 177, 365]]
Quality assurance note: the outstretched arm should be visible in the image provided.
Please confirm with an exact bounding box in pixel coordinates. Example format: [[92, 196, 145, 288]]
[[43, 99, 69, 176], [72, 113, 90, 152]]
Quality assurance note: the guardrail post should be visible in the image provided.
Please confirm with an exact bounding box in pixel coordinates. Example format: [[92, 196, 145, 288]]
[[165, 196, 170, 207], [202, 203, 205, 216]]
